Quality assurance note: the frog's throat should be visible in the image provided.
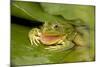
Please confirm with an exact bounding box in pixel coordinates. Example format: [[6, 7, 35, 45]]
[[39, 33, 65, 45]]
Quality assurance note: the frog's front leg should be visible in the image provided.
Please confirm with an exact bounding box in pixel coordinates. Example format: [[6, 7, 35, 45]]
[[28, 28, 41, 46]]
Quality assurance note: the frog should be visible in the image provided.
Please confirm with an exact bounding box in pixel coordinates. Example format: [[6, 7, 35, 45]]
[[28, 20, 86, 51]]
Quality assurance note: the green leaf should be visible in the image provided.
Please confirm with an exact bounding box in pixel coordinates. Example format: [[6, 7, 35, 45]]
[[11, 1, 57, 22], [40, 3, 95, 24], [11, 22, 73, 65], [11, 1, 95, 66], [62, 46, 93, 62]]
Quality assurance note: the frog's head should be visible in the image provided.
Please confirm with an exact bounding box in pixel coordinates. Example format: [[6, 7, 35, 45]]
[[39, 22, 74, 45], [42, 22, 65, 35]]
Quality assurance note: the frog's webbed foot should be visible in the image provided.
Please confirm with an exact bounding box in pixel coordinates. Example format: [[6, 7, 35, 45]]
[[28, 28, 41, 46], [45, 40, 75, 51]]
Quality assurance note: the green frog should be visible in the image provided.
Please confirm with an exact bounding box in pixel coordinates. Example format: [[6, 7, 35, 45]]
[[28, 20, 87, 51]]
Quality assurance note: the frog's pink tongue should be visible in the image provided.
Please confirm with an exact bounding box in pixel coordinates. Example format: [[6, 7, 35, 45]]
[[40, 34, 63, 45]]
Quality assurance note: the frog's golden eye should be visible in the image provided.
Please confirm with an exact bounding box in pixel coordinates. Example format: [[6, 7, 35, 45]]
[[53, 24, 60, 29], [54, 24, 59, 28]]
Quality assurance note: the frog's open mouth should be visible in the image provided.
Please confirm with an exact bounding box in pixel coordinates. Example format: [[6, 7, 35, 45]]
[[40, 33, 64, 45]]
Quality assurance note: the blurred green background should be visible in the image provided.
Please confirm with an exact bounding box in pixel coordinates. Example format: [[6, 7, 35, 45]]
[[11, 1, 95, 66]]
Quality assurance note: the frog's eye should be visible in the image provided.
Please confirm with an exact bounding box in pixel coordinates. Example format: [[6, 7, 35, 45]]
[[54, 25, 58, 28], [53, 24, 59, 28]]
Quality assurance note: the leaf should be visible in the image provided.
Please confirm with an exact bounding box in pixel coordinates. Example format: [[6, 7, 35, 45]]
[[62, 46, 93, 62], [11, 21, 93, 65], [11, 1, 57, 22], [11, 21, 73, 65], [40, 3, 95, 27], [11, 1, 95, 66]]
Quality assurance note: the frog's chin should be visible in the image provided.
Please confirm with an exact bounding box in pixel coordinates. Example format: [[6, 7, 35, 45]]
[[40, 33, 64, 45]]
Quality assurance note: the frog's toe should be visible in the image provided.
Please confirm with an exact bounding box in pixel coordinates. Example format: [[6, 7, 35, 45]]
[[44, 44, 65, 51], [33, 40, 39, 46], [44, 46, 59, 51]]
